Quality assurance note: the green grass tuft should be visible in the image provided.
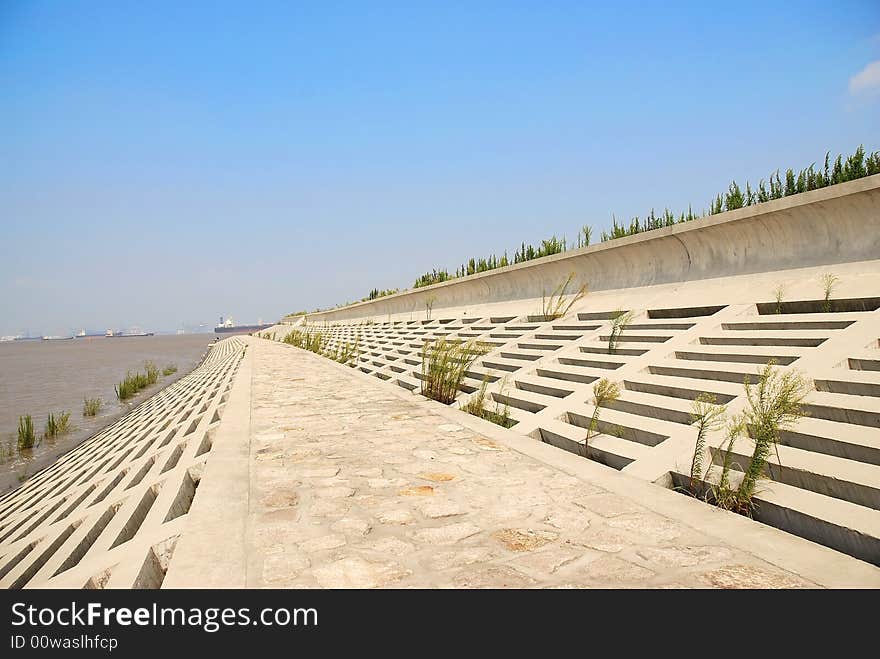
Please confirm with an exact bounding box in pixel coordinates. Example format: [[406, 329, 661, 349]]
[[461, 375, 515, 428], [583, 378, 620, 457], [540, 272, 587, 321], [17, 415, 35, 451], [116, 361, 161, 401], [83, 397, 103, 417], [420, 339, 483, 405], [687, 393, 726, 490], [44, 410, 72, 440], [607, 310, 633, 354], [820, 272, 839, 313]]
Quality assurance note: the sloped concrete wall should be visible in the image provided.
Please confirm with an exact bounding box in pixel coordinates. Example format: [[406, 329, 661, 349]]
[[294, 175, 880, 323]]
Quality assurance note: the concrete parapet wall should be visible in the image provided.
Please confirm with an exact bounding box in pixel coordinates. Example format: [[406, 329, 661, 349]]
[[293, 175, 880, 323]]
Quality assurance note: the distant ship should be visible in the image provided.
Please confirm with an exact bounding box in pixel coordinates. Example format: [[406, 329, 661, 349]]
[[42, 335, 74, 341], [75, 329, 106, 338], [215, 316, 273, 336], [106, 327, 155, 338]]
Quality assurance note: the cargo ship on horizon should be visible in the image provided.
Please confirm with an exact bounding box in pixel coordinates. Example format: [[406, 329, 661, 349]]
[[215, 316, 273, 336]]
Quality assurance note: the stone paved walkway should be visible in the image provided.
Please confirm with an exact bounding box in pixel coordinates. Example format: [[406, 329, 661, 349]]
[[245, 339, 817, 588]]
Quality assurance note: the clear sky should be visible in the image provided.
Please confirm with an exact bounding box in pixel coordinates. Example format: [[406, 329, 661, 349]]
[[1, 1, 878, 335]]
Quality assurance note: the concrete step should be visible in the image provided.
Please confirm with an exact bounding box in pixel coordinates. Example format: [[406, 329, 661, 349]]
[[578, 311, 629, 321], [813, 369, 880, 398], [719, 441, 880, 511], [517, 340, 565, 351], [499, 349, 544, 362], [674, 344, 804, 365], [606, 390, 714, 425], [698, 333, 828, 347], [534, 364, 601, 385], [647, 304, 727, 319], [580, 345, 648, 356], [462, 368, 502, 384], [648, 359, 761, 384], [626, 322, 696, 330], [533, 332, 583, 341], [748, 480, 880, 566], [848, 353, 880, 372], [622, 372, 742, 403], [754, 307, 879, 319], [721, 319, 854, 331], [491, 387, 556, 413], [549, 323, 602, 332], [533, 418, 649, 470], [481, 356, 527, 372], [513, 375, 575, 399], [803, 391, 880, 428], [778, 417, 880, 466], [598, 331, 673, 343], [558, 355, 627, 370], [562, 402, 675, 447]]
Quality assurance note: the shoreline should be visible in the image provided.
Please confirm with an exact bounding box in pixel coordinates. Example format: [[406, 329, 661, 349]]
[[0, 341, 216, 494]]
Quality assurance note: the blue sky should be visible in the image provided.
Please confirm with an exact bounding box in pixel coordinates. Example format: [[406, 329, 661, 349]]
[[1, 1, 878, 335]]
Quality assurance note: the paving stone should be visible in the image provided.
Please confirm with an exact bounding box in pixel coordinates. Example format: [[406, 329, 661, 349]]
[[636, 545, 735, 568], [312, 557, 411, 588], [492, 528, 559, 552], [583, 556, 656, 585], [452, 565, 537, 588], [416, 499, 466, 519], [568, 528, 630, 553], [411, 522, 483, 545], [331, 518, 373, 536], [606, 514, 682, 541], [697, 565, 814, 589], [299, 534, 348, 553]]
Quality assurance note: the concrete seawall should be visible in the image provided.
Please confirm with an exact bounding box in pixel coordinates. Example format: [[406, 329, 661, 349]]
[[293, 175, 880, 323], [3, 178, 880, 589]]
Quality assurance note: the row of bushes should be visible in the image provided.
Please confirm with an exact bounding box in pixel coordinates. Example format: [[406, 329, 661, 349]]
[[382, 145, 877, 293]]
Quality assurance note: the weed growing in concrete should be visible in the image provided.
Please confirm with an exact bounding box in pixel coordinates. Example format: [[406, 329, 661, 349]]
[[336, 341, 357, 365], [540, 272, 587, 320], [607, 310, 632, 354], [425, 295, 437, 321], [583, 378, 620, 457], [821, 272, 839, 313], [705, 415, 746, 512], [692, 362, 810, 516], [17, 415, 35, 451], [773, 284, 786, 314], [461, 375, 514, 428], [687, 393, 726, 490], [420, 339, 483, 404], [733, 362, 810, 512], [83, 397, 103, 417], [162, 363, 178, 376]]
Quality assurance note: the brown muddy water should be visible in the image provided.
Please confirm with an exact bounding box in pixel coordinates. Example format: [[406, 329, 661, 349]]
[[0, 334, 215, 493]]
